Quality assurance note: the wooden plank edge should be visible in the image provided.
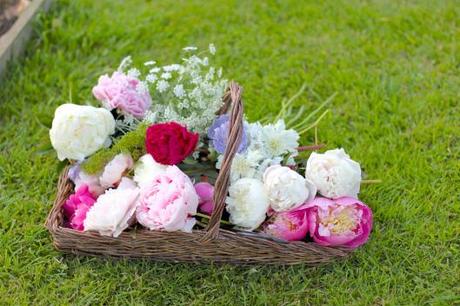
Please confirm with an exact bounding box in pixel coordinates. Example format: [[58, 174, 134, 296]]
[[0, 0, 53, 80]]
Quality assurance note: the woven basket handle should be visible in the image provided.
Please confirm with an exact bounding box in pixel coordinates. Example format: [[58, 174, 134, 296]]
[[201, 81, 244, 242]]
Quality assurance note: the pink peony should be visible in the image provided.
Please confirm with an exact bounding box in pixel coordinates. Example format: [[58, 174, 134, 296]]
[[194, 182, 214, 215], [261, 208, 309, 241], [63, 184, 96, 231], [92, 71, 151, 119], [136, 166, 199, 232], [99, 153, 134, 188], [306, 197, 372, 248]]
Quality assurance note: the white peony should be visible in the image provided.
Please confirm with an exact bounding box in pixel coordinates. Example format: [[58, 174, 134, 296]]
[[99, 153, 134, 188], [133, 154, 168, 188], [306, 148, 362, 198], [49, 104, 115, 161], [226, 178, 269, 230], [84, 178, 140, 237], [263, 165, 317, 212]]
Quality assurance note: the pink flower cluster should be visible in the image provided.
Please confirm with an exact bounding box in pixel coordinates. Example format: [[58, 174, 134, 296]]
[[63, 184, 96, 231], [92, 71, 151, 119], [262, 197, 372, 248]]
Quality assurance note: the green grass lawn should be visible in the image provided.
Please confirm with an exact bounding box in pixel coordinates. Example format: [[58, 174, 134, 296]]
[[1, 0, 459, 304]]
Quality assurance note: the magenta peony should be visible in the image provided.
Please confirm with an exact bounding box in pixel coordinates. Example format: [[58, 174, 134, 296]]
[[63, 184, 97, 231], [261, 208, 309, 241], [92, 71, 151, 119], [306, 197, 372, 248], [194, 182, 214, 215], [136, 165, 199, 232]]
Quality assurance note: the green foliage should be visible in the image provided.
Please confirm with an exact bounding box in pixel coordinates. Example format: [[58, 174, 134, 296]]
[[81, 123, 148, 174], [0, 0, 459, 305]]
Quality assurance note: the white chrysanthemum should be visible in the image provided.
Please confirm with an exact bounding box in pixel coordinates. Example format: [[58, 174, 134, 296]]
[[261, 120, 299, 157], [49, 104, 115, 161], [216, 150, 265, 182], [247, 122, 266, 152], [84, 178, 140, 237], [133, 154, 167, 189], [226, 178, 269, 230], [306, 148, 362, 198], [263, 165, 317, 212]]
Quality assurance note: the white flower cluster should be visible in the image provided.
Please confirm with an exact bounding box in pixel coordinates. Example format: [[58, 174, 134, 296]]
[[216, 119, 299, 183], [117, 44, 227, 134]]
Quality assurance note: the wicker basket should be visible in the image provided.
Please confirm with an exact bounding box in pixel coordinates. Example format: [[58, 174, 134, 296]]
[[45, 82, 353, 265]]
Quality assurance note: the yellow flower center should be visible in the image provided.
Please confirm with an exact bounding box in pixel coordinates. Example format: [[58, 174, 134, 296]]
[[321, 206, 357, 234]]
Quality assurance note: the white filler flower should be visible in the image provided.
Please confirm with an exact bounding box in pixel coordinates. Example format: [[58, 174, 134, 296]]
[[306, 148, 362, 198], [84, 178, 140, 237], [133, 154, 167, 189], [226, 178, 269, 230], [49, 104, 115, 161], [263, 165, 317, 212]]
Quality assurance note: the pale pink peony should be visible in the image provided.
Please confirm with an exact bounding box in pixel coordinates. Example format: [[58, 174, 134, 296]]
[[136, 166, 199, 232], [84, 178, 140, 237], [306, 197, 372, 248], [194, 182, 214, 215], [261, 208, 309, 241], [92, 71, 151, 119], [63, 184, 97, 231], [99, 153, 134, 188]]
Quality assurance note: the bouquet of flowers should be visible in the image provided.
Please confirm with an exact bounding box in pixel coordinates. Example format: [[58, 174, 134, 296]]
[[48, 45, 373, 257]]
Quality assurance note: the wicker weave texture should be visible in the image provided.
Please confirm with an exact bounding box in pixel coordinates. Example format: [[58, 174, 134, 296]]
[[45, 82, 353, 265]]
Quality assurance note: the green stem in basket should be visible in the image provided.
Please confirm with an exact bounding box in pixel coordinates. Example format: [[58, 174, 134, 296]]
[[194, 212, 232, 225]]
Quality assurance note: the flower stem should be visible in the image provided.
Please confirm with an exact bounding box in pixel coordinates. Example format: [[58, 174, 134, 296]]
[[194, 212, 232, 225], [361, 179, 382, 184], [297, 144, 326, 151]]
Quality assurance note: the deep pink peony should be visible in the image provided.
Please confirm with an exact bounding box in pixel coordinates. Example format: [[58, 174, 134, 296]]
[[306, 197, 372, 248], [145, 122, 199, 165], [136, 166, 199, 232], [63, 184, 97, 231], [194, 182, 214, 215], [92, 71, 151, 119], [261, 207, 309, 241]]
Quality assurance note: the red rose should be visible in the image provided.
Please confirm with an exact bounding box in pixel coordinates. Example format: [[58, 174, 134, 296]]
[[145, 122, 199, 165]]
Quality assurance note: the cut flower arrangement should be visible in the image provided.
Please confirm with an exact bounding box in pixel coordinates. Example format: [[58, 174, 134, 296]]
[[46, 45, 374, 265]]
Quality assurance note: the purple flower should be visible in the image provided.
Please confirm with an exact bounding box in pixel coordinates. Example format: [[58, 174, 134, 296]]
[[207, 115, 248, 154]]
